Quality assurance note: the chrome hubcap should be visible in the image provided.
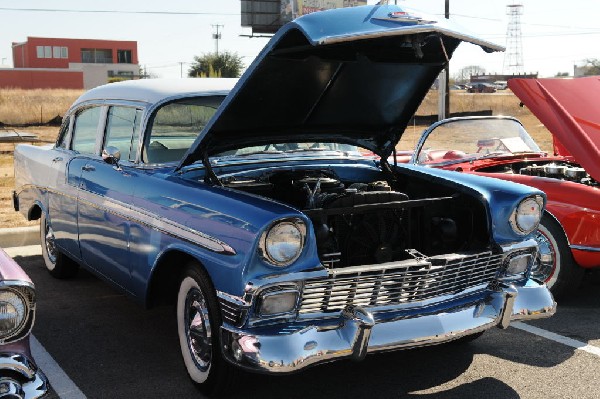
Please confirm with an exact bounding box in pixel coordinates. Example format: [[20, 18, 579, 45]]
[[184, 287, 212, 371], [44, 221, 57, 264], [532, 229, 556, 283]]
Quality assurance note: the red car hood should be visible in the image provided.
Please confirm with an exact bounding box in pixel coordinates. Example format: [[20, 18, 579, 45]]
[[509, 77, 600, 182]]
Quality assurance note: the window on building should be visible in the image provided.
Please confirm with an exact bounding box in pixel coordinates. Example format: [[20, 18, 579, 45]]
[[117, 50, 132, 64], [51, 46, 68, 59], [81, 49, 113, 64], [36, 45, 55, 58]]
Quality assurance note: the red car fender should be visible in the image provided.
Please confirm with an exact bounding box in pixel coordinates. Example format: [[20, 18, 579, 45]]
[[476, 172, 600, 268]]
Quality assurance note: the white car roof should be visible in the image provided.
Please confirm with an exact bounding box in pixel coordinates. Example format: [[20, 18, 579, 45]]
[[71, 78, 238, 109]]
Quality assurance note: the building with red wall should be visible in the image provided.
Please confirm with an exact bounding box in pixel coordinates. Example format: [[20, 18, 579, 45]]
[[2, 37, 139, 89]]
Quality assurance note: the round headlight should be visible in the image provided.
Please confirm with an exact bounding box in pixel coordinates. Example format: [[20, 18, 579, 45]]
[[0, 290, 27, 341], [262, 219, 306, 267], [510, 196, 543, 235]]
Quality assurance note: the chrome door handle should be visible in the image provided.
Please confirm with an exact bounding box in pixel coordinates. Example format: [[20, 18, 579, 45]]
[[82, 164, 95, 172], [52, 156, 63, 163]]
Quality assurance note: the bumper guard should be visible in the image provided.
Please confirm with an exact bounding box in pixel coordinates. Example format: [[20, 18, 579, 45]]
[[221, 280, 555, 373]]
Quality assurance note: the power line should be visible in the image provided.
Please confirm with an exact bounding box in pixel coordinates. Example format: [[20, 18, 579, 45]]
[[438, 12, 600, 31], [0, 7, 240, 16], [484, 31, 600, 39]]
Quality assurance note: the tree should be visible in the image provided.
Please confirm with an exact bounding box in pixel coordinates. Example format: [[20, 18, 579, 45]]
[[554, 72, 569, 77], [454, 65, 486, 84], [582, 58, 600, 76], [188, 52, 244, 78]]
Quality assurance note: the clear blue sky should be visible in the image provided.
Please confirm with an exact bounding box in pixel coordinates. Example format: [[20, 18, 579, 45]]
[[1, 0, 598, 79]]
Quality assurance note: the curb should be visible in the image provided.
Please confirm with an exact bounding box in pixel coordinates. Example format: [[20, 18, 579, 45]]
[[0, 226, 39, 248]]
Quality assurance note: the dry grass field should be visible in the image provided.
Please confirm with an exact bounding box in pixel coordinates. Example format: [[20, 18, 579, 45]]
[[0, 88, 83, 125], [0, 89, 552, 228]]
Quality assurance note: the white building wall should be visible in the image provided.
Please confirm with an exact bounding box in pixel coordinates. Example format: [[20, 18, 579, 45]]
[[69, 63, 139, 89]]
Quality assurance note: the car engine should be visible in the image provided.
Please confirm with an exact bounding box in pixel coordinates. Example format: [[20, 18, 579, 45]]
[[222, 168, 488, 269], [479, 161, 597, 186], [519, 163, 596, 185]]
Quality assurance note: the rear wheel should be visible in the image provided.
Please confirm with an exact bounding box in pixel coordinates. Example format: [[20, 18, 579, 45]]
[[532, 214, 584, 298], [176, 263, 235, 396], [40, 212, 78, 278]]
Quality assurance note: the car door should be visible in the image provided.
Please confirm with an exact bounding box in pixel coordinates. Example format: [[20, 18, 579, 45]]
[[76, 105, 143, 291], [47, 115, 81, 259]]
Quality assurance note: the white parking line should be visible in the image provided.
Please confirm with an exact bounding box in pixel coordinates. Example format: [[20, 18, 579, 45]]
[[30, 335, 87, 399], [512, 321, 600, 357]]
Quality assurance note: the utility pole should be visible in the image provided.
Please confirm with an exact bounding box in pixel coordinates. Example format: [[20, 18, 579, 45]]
[[179, 62, 184, 78], [212, 24, 224, 55], [444, 0, 450, 118]]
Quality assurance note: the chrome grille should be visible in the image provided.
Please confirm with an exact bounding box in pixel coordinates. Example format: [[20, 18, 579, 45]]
[[219, 297, 244, 326], [300, 252, 503, 314]]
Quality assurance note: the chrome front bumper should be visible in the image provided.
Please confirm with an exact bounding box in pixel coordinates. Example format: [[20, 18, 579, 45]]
[[0, 354, 48, 399], [220, 281, 555, 373]]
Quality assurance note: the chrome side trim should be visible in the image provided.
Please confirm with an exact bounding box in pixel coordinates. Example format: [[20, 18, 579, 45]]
[[570, 245, 600, 252], [18, 183, 236, 255]]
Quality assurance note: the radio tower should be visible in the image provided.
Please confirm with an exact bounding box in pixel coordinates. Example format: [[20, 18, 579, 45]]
[[503, 3, 524, 75]]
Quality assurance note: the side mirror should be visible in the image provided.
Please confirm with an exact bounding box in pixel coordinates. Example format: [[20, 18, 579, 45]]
[[102, 146, 122, 170]]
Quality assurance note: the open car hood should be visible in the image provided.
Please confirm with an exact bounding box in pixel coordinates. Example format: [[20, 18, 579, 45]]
[[178, 4, 503, 169], [509, 77, 600, 182]]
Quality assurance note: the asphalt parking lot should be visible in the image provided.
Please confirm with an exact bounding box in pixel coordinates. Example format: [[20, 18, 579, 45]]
[[10, 252, 600, 399]]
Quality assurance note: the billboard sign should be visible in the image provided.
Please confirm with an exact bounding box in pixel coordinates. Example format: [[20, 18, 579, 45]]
[[282, 1, 368, 23], [241, 0, 367, 35]]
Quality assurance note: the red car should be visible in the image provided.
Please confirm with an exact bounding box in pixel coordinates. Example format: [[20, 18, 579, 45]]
[[411, 77, 600, 297]]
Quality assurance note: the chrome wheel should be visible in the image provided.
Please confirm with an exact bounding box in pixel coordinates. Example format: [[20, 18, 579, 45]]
[[44, 220, 57, 265], [185, 286, 212, 372], [531, 215, 583, 298], [532, 226, 558, 287], [177, 275, 213, 384], [177, 265, 235, 394], [40, 212, 79, 278]]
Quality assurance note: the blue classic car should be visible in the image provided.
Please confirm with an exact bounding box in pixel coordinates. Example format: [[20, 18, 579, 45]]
[[0, 248, 48, 398], [13, 5, 555, 395]]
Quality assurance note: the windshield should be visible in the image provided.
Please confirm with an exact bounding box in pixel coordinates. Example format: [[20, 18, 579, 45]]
[[212, 142, 362, 158], [415, 118, 542, 166]]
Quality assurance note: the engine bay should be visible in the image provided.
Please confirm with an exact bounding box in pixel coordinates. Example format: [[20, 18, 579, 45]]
[[221, 167, 489, 269], [478, 160, 597, 186]]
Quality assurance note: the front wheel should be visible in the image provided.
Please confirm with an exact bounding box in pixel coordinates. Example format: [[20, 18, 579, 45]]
[[40, 212, 78, 278], [532, 214, 584, 298], [176, 263, 235, 396]]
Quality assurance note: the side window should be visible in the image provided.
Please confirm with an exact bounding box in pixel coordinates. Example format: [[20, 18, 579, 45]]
[[72, 107, 102, 154], [145, 96, 223, 163], [104, 106, 142, 162], [56, 116, 71, 149]]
